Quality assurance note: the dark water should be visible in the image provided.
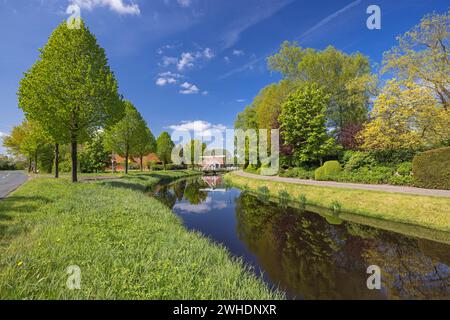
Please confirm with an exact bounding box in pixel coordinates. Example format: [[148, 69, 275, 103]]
[[151, 176, 450, 299]]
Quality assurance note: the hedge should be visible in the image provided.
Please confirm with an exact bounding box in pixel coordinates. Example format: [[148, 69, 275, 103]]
[[315, 160, 341, 181], [412, 147, 450, 190]]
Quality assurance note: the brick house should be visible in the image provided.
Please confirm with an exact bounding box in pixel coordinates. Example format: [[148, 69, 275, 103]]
[[110, 153, 161, 171]]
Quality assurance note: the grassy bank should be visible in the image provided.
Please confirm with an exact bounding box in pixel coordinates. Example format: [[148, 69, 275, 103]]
[[0, 171, 281, 299], [225, 172, 450, 233]]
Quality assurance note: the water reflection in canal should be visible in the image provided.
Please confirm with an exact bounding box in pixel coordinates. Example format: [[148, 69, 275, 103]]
[[151, 176, 450, 299]]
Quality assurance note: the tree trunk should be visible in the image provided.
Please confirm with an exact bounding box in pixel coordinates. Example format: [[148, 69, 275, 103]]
[[71, 140, 78, 183], [125, 147, 129, 175], [28, 158, 32, 173], [34, 153, 38, 174], [140, 156, 143, 172], [55, 143, 59, 179]]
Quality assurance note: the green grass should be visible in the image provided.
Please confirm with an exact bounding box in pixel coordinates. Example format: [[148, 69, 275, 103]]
[[225, 172, 450, 234], [0, 171, 281, 299]]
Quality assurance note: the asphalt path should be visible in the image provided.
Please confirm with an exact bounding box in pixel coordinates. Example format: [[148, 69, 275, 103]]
[[0, 171, 28, 199]]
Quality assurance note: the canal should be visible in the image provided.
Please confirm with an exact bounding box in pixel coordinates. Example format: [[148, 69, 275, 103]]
[[151, 175, 450, 299]]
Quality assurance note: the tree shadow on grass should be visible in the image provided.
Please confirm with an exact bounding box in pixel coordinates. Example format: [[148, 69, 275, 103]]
[[97, 180, 148, 193], [0, 196, 52, 216], [0, 195, 53, 245]]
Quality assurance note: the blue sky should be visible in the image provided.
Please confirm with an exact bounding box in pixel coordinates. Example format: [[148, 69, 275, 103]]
[[0, 0, 448, 153]]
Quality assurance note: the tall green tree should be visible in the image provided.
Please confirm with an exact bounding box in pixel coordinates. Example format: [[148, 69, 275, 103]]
[[382, 10, 450, 110], [79, 131, 111, 173], [279, 83, 336, 165], [17, 20, 123, 182], [3, 121, 52, 173], [156, 132, 175, 170], [133, 125, 156, 172], [184, 139, 207, 168], [269, 43, 375, 139], [104, 101, 144, 174]]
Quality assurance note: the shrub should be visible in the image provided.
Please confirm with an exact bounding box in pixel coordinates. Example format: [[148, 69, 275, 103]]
[[278, 190, 291, 207], [298, 194, 307, 210], [343, 151, 377, 171], [0, 156, 17, 170], [315, 161, 341, 181], [333, 166, 394, 184], [166, 164, 188, 170], [257, 186, 270, 203], [280, 167, 315, 179], [244, 164, 259, 174], [412, 147, 450, 189], [389, 175, 413, 186], [370, 149, 417, 165], [396, 162, 412, 176]]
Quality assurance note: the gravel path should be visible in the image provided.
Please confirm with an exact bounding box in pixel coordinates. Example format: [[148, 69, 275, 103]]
[[235, 171, 450, 198]]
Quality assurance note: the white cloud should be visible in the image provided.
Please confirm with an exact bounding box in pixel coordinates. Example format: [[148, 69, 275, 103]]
[[169, 120, 226, 133], [70, 0, 140, 15], [232, 49, 245, 56], [179, 82, 199, 94], [224, 56, 230, 64], [177, 52, 195, 71], [155, 71, 182, 86], [177, 0, 191, 8], [202, 91, 208, 96], [176, 48, 214, 71], [236, 99, 246, 103], [174, 198, 228, 214], [203, 48, 214, 60], [161, 56, 178, 67]]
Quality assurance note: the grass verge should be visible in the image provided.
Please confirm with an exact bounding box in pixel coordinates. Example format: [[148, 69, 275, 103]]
[[0, 171, 281, 299], [225, 171, 450, 234]]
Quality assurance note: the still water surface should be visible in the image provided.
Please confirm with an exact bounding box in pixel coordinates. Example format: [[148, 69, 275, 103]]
[[151, 176, 450, 299]]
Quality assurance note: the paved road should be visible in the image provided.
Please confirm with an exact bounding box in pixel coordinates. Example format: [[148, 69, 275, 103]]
[[235, 171, 450, 198], [0, 171, 28, 199]]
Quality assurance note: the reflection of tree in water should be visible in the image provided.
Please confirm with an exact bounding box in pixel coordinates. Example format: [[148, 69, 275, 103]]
[[360, 235, 450, 299], [235, 192, 450, 299], [152, 178, 208, 208], [183, 179, 208, 205], [152, 184, 178, 209]]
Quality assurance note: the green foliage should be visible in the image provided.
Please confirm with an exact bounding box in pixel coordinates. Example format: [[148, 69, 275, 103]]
[[79, 132, 111, 173], [388, 175, 414, 186], [396, 162, 412, 177], [298, 194, 307, 211], [3, 121, 53, 173], [105, 101, 150, 173], [342, 151, 377, 171], [278, 190, 291, 207], [156, 132, 175, 169], [382, 11, 450, 110], [412, 147, 450, 189], [234, 105, 258, 130], [0, 155, 19, 170], [0, 172, 280, 299], [280, 167, 316, 179], [331, 201, 342, 215], [269, 42, 374, 136], [256, 186, 270, 200], [17, 21, 123, 181], [244, 164, 259, 174], [279, 83, 336, 164], [315, 161, 341, 181], [334, 166, 394, 184], [133, 124, 156, 169]]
